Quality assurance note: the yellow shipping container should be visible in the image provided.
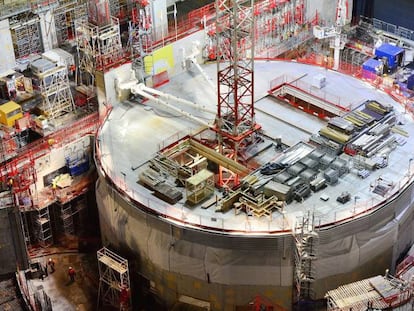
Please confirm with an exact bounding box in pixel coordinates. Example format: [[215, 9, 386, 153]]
[[0, 101, 23, 127]]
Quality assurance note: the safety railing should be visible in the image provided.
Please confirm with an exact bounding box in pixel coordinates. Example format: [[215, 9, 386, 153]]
[[95, 105, 414, 234], [269, 73, 353, 111], [92, 4, 414, 235]]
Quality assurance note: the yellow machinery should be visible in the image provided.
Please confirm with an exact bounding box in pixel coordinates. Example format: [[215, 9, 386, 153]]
[[0, 101, 23, 127]]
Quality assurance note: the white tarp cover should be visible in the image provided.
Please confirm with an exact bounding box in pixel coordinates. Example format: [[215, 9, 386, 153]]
[[96, 176, 414, 293]]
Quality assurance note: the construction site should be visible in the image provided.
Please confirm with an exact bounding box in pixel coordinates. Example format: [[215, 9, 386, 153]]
[[2, 0, 414, 310]]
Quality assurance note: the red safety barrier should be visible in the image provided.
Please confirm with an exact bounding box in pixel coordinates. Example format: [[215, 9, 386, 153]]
[[152, 70, 169, 88], [188, 2, 215, 23]]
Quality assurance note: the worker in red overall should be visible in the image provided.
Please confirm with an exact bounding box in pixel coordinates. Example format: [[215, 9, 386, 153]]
[[68, 266, 76, 282], [48, 258, 55, 273]]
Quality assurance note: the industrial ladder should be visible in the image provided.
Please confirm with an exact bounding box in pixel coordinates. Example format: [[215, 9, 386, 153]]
[[293, 210, 319, 305]]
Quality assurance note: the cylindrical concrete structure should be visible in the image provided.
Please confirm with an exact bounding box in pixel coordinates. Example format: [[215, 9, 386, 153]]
[[96, 168, 414, 310]]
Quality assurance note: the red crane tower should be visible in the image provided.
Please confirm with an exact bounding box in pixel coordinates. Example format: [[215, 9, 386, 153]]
[[215, 0, 261, 187]]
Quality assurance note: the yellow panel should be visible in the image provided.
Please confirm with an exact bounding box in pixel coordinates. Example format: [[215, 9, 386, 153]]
[[0, 101, 22, 127], [144, 45, 175, 75], [0, 101, 21, 114]]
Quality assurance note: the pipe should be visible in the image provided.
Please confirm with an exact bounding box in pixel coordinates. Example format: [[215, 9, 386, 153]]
[[139, 84, 216, 114], [116, 70, 215, 115], [131, 83, 212, 127]]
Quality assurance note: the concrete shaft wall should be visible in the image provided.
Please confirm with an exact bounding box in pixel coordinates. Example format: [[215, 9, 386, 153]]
[[96, 170, 414, 310]]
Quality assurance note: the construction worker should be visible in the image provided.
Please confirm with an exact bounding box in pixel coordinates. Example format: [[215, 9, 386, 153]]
[[120, 284, 130, 309], [52, 182, 57, 196], [7, 178, 13, 190], [68, 266, 76, 282], [48, 258, 55, 273], [43, 263, 48, 277]]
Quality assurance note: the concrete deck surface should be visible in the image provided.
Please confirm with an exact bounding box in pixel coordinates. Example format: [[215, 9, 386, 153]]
[[97, 60, 414, 233]]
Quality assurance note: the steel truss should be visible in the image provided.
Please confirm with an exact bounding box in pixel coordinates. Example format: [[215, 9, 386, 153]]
[[38, 65, 75, 120], [215, 0, 260, 187]]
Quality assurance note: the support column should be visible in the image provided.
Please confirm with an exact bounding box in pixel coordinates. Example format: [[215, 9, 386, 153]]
[[150, 0, 168, 42], [39, 10, 58, 51]]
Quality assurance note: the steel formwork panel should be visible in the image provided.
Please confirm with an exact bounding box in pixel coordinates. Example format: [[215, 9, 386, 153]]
[[54, 11, 69, 45], [108, 0, 129, 22]]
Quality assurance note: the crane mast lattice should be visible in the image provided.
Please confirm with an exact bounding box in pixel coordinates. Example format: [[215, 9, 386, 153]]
[[215, 0, 261, 187]]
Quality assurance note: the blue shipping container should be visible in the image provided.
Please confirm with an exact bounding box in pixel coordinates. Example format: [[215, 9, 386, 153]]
[[374, 43, 404, 70]]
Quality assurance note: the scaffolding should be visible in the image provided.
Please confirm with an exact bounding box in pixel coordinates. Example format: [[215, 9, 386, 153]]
[[205, 0, 309, 61], [0, 110, 97, 250], [254, 0, 305, 53], [0, 133, 18, 162], [37, 65, 76, 121], [10, 14, 42, 59], [53, 0, 88, 45], [97, 247, 131, 310], [293, 210, 319, 304], [108, 0, 129, 22], [128, 0, 153, 83], [59, 194, 87, 236], [60, 202, 74, 235], [33, 204, 53, 247], [75, 16, 124, 86]]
